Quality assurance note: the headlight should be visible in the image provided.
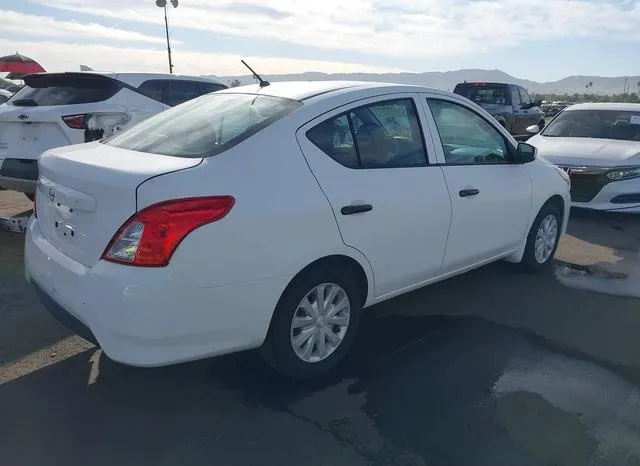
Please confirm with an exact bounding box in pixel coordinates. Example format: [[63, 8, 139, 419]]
[[605, 167, 640, 181]]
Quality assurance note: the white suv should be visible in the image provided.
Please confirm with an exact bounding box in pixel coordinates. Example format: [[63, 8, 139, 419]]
[[0, 71, 226, 200]]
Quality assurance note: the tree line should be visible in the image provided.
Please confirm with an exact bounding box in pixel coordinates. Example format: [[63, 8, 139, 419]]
[[531, 92, 640, 104]]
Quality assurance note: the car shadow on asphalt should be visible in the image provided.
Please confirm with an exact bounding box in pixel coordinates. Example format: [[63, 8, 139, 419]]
[[3, 312, 640, 466]]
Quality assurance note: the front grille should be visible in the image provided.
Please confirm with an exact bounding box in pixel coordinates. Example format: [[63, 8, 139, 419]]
[[557, 166, 611, 203], [0, 158, 38, 180]]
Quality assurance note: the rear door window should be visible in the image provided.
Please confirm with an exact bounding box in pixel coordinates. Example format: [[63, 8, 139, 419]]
[[165, 80, 207, 106], [137, 79, 167, 103], [453, 84, 510, 105], [518, 87, 532, 106], [200, 82, 227, 94], [8, 74, 121, 107], [511, 87, 521, 107], [307, 98, 428, 169]]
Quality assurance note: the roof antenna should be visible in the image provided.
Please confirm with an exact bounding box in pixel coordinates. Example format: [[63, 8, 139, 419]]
[[241, 59, 270, 87]]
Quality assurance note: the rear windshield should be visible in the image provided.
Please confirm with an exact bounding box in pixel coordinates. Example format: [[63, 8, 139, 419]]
[[541, 109, 640, 141], [453, 84, 510, 105], [103, 93, 303, 158], [8, 74, 121, 107]]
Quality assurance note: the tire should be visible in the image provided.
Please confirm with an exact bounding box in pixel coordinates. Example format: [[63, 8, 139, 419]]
[[520, 203, 562, 272], [25, 193, 35, 202], [260, 265, 362, 379]]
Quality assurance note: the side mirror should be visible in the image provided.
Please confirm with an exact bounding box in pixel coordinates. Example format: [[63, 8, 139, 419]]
[[525, 124, 540, 135], [514, 142, 537, 164]]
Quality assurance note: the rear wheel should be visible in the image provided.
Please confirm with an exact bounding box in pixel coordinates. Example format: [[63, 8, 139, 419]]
[[520, 203, 562, 271], [260, 266, 362, 379]]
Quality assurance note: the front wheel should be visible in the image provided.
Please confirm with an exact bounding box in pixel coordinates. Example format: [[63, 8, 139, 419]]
[[260, 266, 362, 379], [520, 203, 562, 271]]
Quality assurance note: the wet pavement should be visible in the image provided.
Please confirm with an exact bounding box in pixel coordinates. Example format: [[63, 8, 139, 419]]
[[2, 192, 640, 466]]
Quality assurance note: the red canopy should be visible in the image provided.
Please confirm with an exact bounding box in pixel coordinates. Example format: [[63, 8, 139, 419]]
[[0, 53, 45, 75]]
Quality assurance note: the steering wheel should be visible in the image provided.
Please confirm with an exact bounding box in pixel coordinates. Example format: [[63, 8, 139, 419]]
[[474, 151, 505, 163]]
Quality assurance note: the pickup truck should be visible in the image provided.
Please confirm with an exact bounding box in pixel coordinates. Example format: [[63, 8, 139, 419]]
[[453, 82, 545, 137]]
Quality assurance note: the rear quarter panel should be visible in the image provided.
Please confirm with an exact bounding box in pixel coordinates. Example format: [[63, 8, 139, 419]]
[[135, 116, 374, 296]]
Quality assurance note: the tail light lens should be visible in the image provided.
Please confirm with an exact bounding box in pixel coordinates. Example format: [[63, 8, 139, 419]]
[[102, 196, 235, 267], [62, 114, 87, 129]]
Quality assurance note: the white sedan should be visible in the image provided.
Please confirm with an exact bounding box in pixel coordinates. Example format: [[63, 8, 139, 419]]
[[25, 81, 570, 378], [527, 102, 640, 213]]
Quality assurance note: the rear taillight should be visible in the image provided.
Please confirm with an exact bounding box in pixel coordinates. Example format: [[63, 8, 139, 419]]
[[102, 196, 235, 267], [62, 114, 87, 129]]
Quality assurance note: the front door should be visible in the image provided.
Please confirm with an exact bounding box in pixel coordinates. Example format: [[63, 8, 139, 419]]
[[423, 95, 532, 273], [296, 94, 452, 297]]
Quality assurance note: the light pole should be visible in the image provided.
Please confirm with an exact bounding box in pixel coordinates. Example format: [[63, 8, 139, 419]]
[[155, 0, 178, 74]]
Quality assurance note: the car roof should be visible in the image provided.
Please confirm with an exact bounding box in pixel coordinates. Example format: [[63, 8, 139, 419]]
[[24, 71, 224, 88], [563, 102, 640, 112], [215, 80, 447, 101]]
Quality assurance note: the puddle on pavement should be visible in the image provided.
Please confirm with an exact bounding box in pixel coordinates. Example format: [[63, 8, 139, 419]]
[[554, 262, 640, 299]]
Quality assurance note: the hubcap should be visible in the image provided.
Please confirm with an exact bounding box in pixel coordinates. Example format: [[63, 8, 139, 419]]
[[534, 214, 558, 264], [290, 283, 350, 363]]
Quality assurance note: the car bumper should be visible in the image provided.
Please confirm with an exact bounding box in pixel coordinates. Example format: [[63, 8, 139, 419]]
[[0, 157, 38, 194], [571, 177, 640, 213], [25, 218, 290, 367], [0, 175, 37, 194]]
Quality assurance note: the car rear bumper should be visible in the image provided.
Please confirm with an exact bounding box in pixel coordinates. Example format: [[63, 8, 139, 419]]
[[25, 218, 290, 367], [570, 177, 640, 213]]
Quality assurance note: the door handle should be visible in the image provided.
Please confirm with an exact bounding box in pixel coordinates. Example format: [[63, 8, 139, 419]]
[[459, 188, 479, 198], [341, 204, 373, 215]]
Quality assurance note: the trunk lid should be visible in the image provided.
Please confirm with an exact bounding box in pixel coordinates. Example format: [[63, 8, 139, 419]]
[[36, 142, 202, 266]]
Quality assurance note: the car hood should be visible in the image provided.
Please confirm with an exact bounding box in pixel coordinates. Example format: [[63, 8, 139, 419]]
[[528, 135, 640, 167]]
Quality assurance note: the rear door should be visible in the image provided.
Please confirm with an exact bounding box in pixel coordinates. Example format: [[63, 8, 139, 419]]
[[511, 86, 539, 135], [422, 94, 532, 272], [297, 94, 452, 297], [518, 87, 542, 129]]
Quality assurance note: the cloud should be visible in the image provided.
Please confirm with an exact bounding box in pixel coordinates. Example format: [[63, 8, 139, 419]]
[[0, 38, 401, 76], [23, 0, 640, 61], [1, 10, 172, 45]]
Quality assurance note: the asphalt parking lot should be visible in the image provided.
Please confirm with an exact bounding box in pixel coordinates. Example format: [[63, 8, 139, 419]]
[[1, 190, 640, 466]]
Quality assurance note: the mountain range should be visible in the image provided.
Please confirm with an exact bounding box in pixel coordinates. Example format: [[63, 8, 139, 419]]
[[214, 69, 640, 96]]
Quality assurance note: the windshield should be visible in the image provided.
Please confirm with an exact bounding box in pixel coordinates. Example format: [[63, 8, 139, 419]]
[[454, 84, 510, 105], [103, 93, 302, 158], [541, 109, 640, 141]]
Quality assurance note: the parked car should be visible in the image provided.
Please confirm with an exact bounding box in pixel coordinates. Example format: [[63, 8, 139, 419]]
[[0, 71, 227, 200], [527, 102, 640, 213], [453, 82, 545, 136], [25, 81, 571, 379]]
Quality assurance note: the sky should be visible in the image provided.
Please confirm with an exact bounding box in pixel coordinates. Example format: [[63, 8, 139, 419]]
[[1, 0, 640, 82]]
